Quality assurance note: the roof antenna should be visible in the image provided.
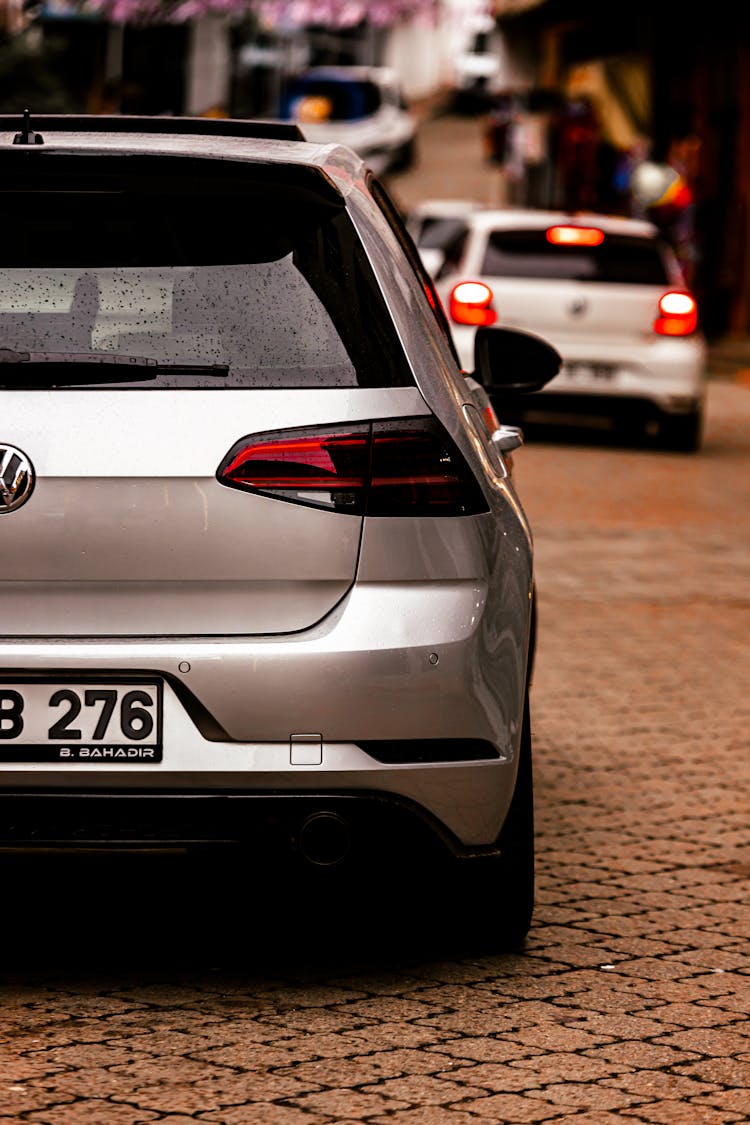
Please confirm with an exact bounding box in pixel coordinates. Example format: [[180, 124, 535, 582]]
[[13, 109, 44, 146]]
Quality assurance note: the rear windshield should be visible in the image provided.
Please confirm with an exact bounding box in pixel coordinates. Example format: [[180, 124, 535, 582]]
[[481, 230, 671, 285], [281, 77, 382, 121], [0, 154, 413, 390]]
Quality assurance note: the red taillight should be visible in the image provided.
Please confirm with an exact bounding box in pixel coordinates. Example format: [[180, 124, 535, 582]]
[[449, 280, 497, 326], [654, 291, 698, 336], [218, 419, 488, 516], [219, 425, 369, 512], [367, 420, 487, 515], [546, 225, 605, 247]]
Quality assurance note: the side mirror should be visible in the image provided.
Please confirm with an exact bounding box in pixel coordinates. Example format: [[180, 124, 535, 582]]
[[473, 325, 561, 394]]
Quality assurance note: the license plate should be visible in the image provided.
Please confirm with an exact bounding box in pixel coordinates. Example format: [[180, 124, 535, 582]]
[[0, 681, 163, 763], [562, 363, 616, 381]]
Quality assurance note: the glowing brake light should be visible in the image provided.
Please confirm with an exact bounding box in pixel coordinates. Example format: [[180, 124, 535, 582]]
[[546, 225, 605, 247], [449, 281, 497, 326], [654, 291, 698, 336]]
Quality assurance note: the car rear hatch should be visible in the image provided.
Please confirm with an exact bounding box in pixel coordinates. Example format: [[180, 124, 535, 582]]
[[2, 389, 435, 637], [0, 149, 420, 638], [478, 224, 675, 346]]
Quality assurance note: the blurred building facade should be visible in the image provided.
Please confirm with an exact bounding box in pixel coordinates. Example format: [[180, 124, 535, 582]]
[[7, 2, 471, 116]]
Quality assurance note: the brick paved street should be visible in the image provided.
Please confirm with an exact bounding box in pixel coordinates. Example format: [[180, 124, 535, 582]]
[[1, 113, 749, 1124]]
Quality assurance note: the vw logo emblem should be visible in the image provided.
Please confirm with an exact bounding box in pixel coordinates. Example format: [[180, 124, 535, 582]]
[[0, 444, 35, 514], [568, 298, 588, 318]]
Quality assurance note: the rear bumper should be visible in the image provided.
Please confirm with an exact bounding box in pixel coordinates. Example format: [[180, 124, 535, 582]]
[[0, 739, 518, 849], [0, 577, 530, 848], [513, 390, 703, 427], [0, 789, 501, 868]]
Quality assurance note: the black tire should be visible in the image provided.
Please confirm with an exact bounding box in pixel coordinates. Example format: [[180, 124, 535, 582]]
[[660, 408, 703, 452], [444, 687, 535, 953]]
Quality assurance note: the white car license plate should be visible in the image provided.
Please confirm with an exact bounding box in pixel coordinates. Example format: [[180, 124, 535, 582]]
[[561, 363, 616, 382], [0, 681, 163, 763]]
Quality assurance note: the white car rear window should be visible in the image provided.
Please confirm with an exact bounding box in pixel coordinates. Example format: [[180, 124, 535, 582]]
[[481, 231, 671, 285]]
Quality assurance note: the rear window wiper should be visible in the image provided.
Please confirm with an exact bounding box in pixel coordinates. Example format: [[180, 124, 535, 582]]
[[0, 349, 229, 386]]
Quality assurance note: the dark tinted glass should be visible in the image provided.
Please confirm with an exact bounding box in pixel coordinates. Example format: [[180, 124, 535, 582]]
[[0, 156, 413, 390], [282, 77, 382, 121], [481, 230, 670, 284], [370, 178, 460, 367], [416, 217, 469, 256]]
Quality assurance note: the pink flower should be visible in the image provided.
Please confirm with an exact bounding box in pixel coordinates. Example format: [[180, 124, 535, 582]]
[[89, 0, 436, 25]]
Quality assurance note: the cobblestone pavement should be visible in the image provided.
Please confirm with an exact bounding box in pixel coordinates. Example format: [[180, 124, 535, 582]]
[[2, 116, 750, 1125]]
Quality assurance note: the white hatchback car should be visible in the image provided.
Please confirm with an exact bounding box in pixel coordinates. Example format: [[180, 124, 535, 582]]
[[437, 209, 708, 451]]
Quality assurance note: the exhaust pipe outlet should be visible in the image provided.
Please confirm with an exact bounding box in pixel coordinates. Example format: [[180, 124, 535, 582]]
[[299, 812, 350, 867]]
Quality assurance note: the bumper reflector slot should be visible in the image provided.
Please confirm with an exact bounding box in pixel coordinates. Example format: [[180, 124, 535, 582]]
[[358, 739, 499, 764]]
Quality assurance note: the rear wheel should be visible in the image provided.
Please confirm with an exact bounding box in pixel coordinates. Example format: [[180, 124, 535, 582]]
[[443, 687, 535, 952], [660, 407, 704, 452]]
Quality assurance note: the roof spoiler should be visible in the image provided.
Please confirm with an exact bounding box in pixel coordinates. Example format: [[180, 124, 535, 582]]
[[0, 112, 305, 145]]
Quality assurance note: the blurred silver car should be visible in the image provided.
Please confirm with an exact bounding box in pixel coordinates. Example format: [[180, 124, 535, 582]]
[[437, 208, 708, 451], [279, 66, 417, 176], [0, 112, 559, 948]]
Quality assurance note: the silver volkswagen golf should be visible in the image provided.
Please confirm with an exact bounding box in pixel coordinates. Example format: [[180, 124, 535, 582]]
[[0, 112, 558, 949]]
